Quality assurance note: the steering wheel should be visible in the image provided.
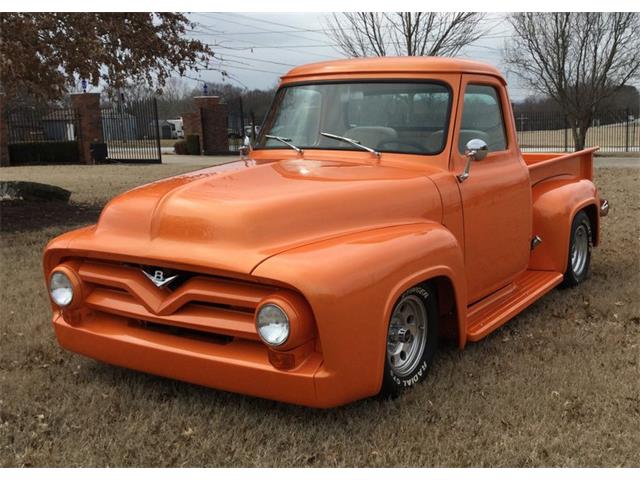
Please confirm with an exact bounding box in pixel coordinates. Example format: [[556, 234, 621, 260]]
[[376, 139, 426, 153]]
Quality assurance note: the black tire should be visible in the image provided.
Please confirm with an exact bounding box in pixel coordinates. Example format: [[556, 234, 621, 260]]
[[381, 284, 438, 397], [560, 210, 593, 288]]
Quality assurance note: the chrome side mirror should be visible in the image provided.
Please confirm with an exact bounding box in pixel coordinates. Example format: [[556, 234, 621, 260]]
[[457, 138, 489, 183], [239, 135, 251, 157]]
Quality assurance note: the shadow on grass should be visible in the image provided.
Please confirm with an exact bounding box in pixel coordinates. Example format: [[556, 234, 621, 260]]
[[0, 200, 102, 233]]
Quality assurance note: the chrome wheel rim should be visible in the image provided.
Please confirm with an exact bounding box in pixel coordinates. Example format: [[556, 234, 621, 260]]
[[571, 224, 589, 276], [387, 294, 428, 377]]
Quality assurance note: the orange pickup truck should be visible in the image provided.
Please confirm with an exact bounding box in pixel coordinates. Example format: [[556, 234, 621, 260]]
[[44, 57, 608, 407]]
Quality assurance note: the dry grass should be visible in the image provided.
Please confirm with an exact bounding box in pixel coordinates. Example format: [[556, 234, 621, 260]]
[[0, 164, 198, 205], [0, 163, 639, 467]]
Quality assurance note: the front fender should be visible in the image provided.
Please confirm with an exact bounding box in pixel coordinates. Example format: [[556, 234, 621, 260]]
[[530, 178, 599, 273], [251, 222, 466, 406]]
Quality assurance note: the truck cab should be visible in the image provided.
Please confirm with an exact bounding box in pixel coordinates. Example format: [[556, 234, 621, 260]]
[[44, 57, 606, 407]]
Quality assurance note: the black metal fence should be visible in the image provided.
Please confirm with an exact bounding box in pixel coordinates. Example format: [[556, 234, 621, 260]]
[[100, 98, 162, 163], [514, 108, 639, 153], [6, 106, 81, 164]]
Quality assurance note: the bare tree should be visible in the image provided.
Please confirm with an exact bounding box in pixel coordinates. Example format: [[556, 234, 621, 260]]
[[325, 12, 485, 58], [504, 12, 640, 150]]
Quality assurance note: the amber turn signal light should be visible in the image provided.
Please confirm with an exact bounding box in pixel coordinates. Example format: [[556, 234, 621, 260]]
[[268, 350, 296, 370]]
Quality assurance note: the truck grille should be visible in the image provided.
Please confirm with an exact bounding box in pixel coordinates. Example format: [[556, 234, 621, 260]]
[[76, 260, 278, 341]]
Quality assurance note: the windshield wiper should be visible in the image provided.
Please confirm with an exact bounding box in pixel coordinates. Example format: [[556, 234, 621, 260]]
[[320, 132, 380, 157], [265, 135, 303, 154]]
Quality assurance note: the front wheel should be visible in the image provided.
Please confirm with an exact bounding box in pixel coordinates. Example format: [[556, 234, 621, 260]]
[[381, 284, 438, 396], [560, 210, 593, 288]]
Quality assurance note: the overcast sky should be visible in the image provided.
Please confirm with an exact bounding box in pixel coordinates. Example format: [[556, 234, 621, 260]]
[[185, 12, 539, 101]]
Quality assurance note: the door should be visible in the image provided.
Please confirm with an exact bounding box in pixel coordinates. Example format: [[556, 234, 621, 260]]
[[452, 75, 532, 304]]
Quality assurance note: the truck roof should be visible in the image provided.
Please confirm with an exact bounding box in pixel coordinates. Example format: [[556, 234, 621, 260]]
[[281, 56, 507, 84]]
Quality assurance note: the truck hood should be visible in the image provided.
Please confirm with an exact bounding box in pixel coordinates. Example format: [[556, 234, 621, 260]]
[[67, 158, 443, 274]]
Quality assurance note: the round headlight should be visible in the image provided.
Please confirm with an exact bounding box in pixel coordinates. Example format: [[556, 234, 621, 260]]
[[256, 303, 290, 346], [50, 271, 74, 307]]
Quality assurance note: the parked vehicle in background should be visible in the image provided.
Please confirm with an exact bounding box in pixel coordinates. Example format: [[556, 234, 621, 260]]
[[166, 118, 184, 139], [244, 124, 261, 139], [43, 57, 608, 408]]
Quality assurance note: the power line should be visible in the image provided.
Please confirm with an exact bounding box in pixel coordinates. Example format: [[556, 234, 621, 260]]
[[213, 52, 297, 68], [226, 12, 324, 33], [197, 12, 326, 46], [208, 42, 339, 50], [189, 12, 516, 74], [204, 41, 339, 60], [216, 64, 286, 75], [190, 16, 512, 41]]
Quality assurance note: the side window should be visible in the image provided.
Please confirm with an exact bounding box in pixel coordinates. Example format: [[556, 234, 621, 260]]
[[459, 84, 507, 153]]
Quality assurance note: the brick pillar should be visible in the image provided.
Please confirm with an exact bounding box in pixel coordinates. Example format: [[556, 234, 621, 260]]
[[194, 96, 229, 154], [181, 111, 203, 154], [70, 93, 103, 164], [0, 94, 9, 166]]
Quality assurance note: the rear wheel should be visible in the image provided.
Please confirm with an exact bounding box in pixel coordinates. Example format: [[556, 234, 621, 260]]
[[561, 210, 592, 288], [381, 284, 438, 396]]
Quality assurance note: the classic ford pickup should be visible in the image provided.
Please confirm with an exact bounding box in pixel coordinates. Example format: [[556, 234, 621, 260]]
[[44, 57, 608, 407]]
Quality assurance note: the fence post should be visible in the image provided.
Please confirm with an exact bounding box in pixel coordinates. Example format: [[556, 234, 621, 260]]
[[0, 94, 9, 166], [625, 108, 630, 153], [153, 98, 162, 162], [564, 115, 568, 152], [239, 97, 245, 135], [199, 106, 206, 155], [250, 111, 257, 142]]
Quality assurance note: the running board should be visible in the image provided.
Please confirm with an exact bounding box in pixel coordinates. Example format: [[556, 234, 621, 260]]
[[466, 270, 563, 342]]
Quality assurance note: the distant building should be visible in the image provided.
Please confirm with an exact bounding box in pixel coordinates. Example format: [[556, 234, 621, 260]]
[[101, 111, 137, 141]]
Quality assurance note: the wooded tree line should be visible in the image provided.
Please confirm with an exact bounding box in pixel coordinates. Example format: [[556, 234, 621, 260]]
[[103, 79, 276, 122], [154, 81, 276, 123], [513, 86, 640, 116]]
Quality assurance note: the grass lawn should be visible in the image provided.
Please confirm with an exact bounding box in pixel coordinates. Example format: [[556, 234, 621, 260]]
[[0, 163, 638, 467]]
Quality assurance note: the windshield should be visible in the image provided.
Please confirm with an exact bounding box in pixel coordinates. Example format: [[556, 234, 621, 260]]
[[256, 82, 452, 155]]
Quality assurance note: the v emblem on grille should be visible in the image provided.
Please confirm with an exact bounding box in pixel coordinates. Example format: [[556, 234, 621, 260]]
[[142, 269, 179, 288]]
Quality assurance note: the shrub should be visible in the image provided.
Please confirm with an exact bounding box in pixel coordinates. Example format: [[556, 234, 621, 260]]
[[186, 135, 200, 155], [8, 141, 79, 165], [174, 140, 188, 155]]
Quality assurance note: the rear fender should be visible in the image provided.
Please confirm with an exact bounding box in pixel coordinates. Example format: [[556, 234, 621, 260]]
[[530, 178, 599, 272], [251, 222, 466, 405]]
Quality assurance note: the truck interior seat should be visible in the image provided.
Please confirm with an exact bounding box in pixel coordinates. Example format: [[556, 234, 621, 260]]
[[343, 126, 397, 148], [423, 130, 445, 152]]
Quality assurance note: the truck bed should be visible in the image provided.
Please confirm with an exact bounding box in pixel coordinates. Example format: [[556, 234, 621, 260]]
[[523, 147, 598, 185]]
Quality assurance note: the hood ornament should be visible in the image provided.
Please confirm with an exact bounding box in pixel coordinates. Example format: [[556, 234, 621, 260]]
[[142, 268, 179, 288]]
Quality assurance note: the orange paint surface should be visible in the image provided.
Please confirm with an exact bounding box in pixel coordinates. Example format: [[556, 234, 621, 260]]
[[43, 58, 602, 407]]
